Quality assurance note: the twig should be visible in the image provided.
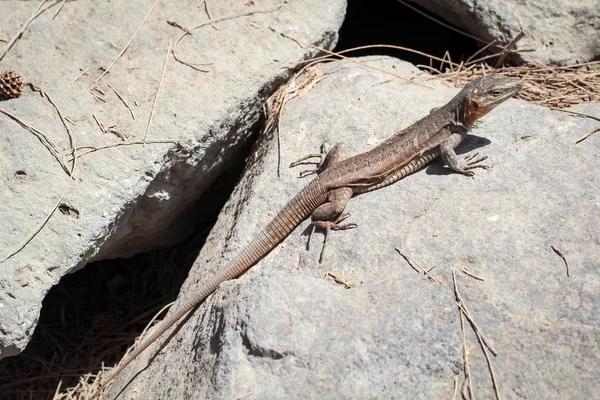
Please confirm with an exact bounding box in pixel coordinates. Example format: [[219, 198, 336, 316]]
[[0, 0, 50, 62], [395, 248, 443, 285], [494, 31, 525, 67], [66, 139, 180, 161], [551, 246, 570, 277], [108, 84, 136, 119], [144, 38, 171, 143], [91, 0, 161, 88], [575, 126, 600, 144], [284, 35, 431, 88], [358, 78, 392, 100], [461, 266, 485, 281], [53, 0, 67, 20], [465, 40, 498, 64], [167, 20, 191, 34], [396, 0, 493, 46], [1, 84, 77, 262], [550, 108, 600, 122], [172, 4, 283, 71], [0, 109, 70, 175], [301, 44, 462, 70], [325, 272, 354, 289], [458, 296, 474, 400], [451, 375, 459, 400], [70, 67, 90, 84], [92, 114, 107, 134], [453, 271, 502, 400]]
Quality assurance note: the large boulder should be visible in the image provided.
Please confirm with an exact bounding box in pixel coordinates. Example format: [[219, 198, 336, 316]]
[[0, 0, 346, 359], [407, 0, 600, 66], [109, 57, 600, 398]]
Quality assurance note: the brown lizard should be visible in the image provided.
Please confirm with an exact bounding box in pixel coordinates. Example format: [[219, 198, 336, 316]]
[[102, 74, 522, 387]]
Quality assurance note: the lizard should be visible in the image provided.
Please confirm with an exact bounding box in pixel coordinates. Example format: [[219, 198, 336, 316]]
[[102, 73, 522, 388]]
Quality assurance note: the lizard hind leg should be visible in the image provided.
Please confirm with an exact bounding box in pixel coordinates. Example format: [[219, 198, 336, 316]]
[[290, 142, 348, 177], [307, 187, 356, 263]]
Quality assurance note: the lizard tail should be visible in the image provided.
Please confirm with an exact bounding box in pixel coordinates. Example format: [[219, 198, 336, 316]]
[[101, 181, 327, 388]]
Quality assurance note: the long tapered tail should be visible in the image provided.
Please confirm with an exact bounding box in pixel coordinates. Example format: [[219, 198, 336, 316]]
[[102, 181, 327, 386]]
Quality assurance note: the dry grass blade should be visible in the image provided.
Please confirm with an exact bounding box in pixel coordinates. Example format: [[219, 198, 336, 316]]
[[437, 58, 600, 108], [575, 126, 600, 144], [395, 248, 443, 285], [0, 109, 71, 175], [286, 38, 433, 87], [453, 270, 502, 400], [66, 139, 180, 161], [0, 0, 51, 62], [91, 0, 161, 88], [144, 38, 171, 143], [108, 84, 136, 119], [172, 4, 283, 71], [551, 246, 570, 277], [1, 84, 77, 262]]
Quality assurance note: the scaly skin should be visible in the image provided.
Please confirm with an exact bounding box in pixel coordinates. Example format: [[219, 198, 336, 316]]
[[102, 74, 522, 388]]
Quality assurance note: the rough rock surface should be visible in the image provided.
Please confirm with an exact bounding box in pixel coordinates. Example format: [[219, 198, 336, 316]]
[[110, 57, 600, 399], [0, 0, 346, 359], [407, 0, 600, 66]]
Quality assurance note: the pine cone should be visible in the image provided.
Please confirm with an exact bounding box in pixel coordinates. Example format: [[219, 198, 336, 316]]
[[0, 71, 23, 98]]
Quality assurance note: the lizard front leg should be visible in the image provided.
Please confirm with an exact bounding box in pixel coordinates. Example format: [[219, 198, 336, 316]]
[[308, 187, 356, 262], [290, 142, 349, 177], [440, 132, 489, 176]]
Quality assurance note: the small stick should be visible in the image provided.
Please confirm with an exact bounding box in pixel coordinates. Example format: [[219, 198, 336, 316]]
[[167, 20, 191, 34], [465, 39, 498, 64], [325, 272, 354, 289], [451, 375, 459, 400], [66, 139, 180, 161], [53, 0, 67, 19], [91, 0, 161, 88], [0, 0, 50, 62], [396, 0, 492, 45], [358, 78, 392, 100], [1, 84, 77, 262], [575, 126, 600, 144], [0, 109, 70, 175], [494, 31, 525, 67], [284, 35, 432, 87], [71, 67, 90, 84], [461, 266, 485, 281], [108, 84, 136, 119], [551, 246, 570, 277], [395, 248, 443, 285], [550, 108, 600, 122], [145, 38, 171, 143], [93, 114, 107, 134], [172, 4, 283, 71]]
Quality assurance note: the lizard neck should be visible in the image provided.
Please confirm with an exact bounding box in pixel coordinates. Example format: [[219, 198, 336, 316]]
[[443, 91, 472, 130]]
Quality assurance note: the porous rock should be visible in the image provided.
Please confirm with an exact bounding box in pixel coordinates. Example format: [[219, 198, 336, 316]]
[[111, 57, 600, 398], [407, 0, 600, 66], [0, 0, 346, 359]]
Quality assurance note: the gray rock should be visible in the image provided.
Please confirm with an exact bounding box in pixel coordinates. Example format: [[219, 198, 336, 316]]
[[0, 0, 346, 359], [110, 57, 600, 398], [406, 0, 600, 66]]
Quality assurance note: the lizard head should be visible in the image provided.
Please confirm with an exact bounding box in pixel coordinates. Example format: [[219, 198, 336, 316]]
[[462, 74, 523, 126]]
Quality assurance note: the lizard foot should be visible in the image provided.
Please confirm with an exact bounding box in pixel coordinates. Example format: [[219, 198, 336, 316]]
[[289, 142, 329, 178], [460, 152, 489, 176], [307, 213, 357, 263]]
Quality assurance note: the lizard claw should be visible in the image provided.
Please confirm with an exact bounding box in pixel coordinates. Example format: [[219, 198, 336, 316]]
[[307, 213, 357, 263], [461, 153, 489, 175]]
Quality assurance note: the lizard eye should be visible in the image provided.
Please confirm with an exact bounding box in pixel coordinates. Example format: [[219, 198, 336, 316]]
[[490, 90, 502, 97]]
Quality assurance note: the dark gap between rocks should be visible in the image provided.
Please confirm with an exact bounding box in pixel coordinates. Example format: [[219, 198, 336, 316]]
[[336, 0, 479, 67], [0, 136, 255, 399], [1, 2, 481, 398]]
